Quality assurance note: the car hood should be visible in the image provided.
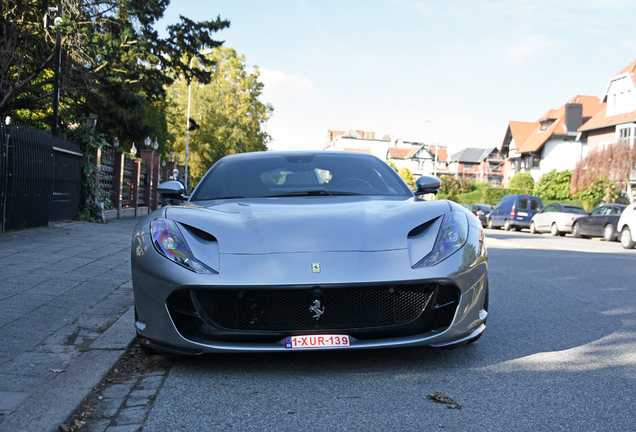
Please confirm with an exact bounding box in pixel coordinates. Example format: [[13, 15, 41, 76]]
[[165, 197, 451, 254]]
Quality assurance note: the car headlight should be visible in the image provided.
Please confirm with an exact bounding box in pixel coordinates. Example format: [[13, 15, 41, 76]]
[[413, 211, 468, 268], [150, 218, 217, 274]]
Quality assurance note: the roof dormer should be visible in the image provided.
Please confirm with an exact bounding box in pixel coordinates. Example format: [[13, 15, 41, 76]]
[[602, 72, 636, 117]]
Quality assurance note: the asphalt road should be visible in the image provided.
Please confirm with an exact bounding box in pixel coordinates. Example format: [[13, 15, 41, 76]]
[[141, 229, 636, 431]]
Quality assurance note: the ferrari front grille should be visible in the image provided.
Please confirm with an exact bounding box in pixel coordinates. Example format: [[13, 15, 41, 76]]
[[175, 284, 435, 332]]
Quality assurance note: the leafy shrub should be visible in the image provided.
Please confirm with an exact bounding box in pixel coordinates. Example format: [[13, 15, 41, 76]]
[[439, 175, 473, 195], [533, 169, 572, 201], [573, 175, 618, 211], [509, 172, 535, 190], [481, 187, 533, 206]]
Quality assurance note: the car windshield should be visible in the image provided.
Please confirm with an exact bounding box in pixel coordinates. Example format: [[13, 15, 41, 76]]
[[564, 206, 586, 214], [191, 152, 413, 201]]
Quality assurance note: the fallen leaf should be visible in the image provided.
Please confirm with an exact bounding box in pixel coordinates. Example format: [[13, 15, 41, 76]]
[[427, 391, 462, 409], [60, 424, 70, 432], [49, 368, 66, 373]]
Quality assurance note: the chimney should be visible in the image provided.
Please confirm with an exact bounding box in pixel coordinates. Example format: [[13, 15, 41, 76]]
[[565, 103, 583, 132]]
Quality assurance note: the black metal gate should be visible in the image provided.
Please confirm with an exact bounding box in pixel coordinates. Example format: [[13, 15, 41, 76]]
[[0, 120, 82, 232]]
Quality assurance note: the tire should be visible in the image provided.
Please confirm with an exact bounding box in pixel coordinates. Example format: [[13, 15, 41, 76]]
[[503, 219, 510, 231], [621, 227, 636, 249], [603, 224, 615, 242], [572, 222, 581, 238], [530, 222, 537, 234], [550, 223, 560, 236]]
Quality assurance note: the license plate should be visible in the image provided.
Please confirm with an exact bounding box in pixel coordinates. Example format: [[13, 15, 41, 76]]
[[285, 334, 350, 349], [517, 212, 528, 216]]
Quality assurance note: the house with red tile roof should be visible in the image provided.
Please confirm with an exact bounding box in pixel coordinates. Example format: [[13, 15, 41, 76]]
[[579, 59, 636, 152], [499, 95, 603, 186], [326, 128, 447, 176], [386, 144, 448, 177]]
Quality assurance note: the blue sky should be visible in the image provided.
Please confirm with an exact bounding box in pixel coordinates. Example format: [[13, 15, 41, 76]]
[[155, 0, 636, 155]]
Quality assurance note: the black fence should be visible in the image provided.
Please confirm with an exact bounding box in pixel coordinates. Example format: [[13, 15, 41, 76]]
[[0, 120, 82, 232]]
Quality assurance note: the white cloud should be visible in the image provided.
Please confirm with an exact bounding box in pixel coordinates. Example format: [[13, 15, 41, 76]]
[[504, 34, 558, 64], [257, 68, 316, 104]]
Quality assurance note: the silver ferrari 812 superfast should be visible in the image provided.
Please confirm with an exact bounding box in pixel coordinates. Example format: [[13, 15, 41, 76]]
[[131, 151, 488, 355]]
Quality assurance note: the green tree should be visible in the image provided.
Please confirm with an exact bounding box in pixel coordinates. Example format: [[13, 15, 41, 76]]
[[508, 172, 534, 190], [166, 46, 273, 186], [386, 161, 417, 190], [398, 167, 416, 190], [1, 0, 229, 151], [534, 169, 572, 200]]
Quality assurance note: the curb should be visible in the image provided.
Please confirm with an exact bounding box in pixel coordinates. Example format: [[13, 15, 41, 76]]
[[0, 307, 136, 432]]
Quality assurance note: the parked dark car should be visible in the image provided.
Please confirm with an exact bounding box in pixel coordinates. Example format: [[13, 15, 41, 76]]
[[572, 204, 627, 241], [487, 194, 543, 231], [467, 204, 493, 227]]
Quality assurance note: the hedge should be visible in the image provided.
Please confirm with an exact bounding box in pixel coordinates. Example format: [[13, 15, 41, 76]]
[[480, 187, 533, 206]]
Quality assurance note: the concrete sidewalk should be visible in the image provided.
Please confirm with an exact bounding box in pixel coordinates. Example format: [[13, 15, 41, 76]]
[[0, 218, 141, 432]]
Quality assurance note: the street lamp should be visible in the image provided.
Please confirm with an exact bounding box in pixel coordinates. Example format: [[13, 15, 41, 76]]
[[113, 137, 119, 148], [169, 149, 174, 162], [152, 139, 159, 151], [130, 143, 137, 157], [185, 47, 215, 190], [425, 120, 440, 177], [144, 136, 151, 148]]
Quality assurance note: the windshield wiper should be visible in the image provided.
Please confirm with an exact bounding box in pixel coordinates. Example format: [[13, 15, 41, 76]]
[[264, 190, 363, 197]]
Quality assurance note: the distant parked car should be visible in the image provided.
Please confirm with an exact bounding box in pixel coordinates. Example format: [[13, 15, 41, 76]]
[[467, 204, 493, 227], [617, 202, 636, 249], [488, 194, 543, 231], [530, 203, 586, 236], [572, 204, 626, 241]]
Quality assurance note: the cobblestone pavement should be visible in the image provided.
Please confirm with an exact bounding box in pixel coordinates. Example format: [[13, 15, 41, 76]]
[[60, 343, 174, 432], [0, 219, 141, 432]]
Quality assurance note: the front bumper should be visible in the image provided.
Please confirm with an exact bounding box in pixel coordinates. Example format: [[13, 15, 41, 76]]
[[131, 218, 488, 354]]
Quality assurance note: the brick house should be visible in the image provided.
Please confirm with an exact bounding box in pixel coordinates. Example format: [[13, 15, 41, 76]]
[[448, 147, 505, 186]]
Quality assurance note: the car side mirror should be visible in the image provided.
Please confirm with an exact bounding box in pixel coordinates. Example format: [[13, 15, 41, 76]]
[[414, 176, 441, 195], [158, 180, 189, 200]]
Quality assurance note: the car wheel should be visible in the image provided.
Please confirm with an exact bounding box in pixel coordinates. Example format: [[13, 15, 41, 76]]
[[572, 222, 581, 238], [530, 222, 537, 234], [503, 219, 510, 231], [603, 224, 615, 242], [621, 227, 636, 249], [550, 223, 560, 236]]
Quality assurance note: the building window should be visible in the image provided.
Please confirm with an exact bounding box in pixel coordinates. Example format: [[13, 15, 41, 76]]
[[540, 120, 554, 131]]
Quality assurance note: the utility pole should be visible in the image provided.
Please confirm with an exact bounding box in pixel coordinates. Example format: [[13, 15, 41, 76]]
[[51, 3, 63, 136]]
